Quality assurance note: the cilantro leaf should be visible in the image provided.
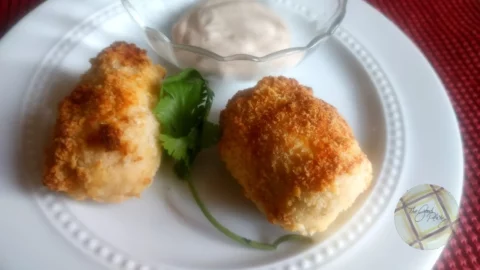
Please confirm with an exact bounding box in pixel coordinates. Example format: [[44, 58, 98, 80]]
[[174, 160, 192, 180], [201, 121, 221, 149], [155, 68, 218, 178], [160, 128, 200, 180], [202, 82, 215, 121], [154, 69, 206, 137], [159, 134, 191, 162]]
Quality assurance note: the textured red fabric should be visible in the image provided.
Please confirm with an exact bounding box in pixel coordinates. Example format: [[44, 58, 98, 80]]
[[0, 0, 479, 269]]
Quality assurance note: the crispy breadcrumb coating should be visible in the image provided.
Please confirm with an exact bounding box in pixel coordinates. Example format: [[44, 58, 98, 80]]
[[43, 42, 166, 203], [219, 77, 373, 235]]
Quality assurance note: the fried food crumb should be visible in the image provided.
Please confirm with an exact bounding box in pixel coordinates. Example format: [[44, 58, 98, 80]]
[[43, 42, 166, 203], [219, 76, 373, 235]]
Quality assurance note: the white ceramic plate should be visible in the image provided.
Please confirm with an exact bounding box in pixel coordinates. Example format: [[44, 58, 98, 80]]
[[0, 0, 463, 269]]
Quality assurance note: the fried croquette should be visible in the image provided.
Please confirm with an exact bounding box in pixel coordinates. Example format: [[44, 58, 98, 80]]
[[219, 77, 373, 235], [43, 42, 166, 203]]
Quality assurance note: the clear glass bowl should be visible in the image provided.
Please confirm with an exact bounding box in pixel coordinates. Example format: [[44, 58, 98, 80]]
[[122, 0, 348, 80]]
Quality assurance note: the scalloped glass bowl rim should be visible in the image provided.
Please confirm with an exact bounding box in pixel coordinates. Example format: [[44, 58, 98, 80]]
[[121, 0, 349, 62]]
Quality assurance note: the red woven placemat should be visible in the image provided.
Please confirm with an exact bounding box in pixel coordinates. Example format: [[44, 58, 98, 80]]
[[1, 0, 479, 269]]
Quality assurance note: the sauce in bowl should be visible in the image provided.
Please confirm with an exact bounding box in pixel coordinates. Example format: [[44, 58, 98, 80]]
[[171, 0, 302, 78], [172, 0, 291, 57]]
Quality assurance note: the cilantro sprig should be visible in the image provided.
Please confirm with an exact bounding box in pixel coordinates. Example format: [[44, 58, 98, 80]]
[[155, 68, 312, 250]]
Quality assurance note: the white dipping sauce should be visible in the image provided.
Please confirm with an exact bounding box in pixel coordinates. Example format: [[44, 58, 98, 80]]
[[172, 0, 291, 57]]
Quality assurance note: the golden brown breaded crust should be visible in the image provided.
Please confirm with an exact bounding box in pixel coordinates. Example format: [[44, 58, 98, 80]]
[[219, 76, 369, 228], [43, 41, 166, 202]]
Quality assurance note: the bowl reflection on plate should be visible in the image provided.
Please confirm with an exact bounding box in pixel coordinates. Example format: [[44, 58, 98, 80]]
[[122, 0, 348, 79]]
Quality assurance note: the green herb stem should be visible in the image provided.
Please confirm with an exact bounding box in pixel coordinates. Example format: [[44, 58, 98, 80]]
[[186, 179, 313, 250]]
